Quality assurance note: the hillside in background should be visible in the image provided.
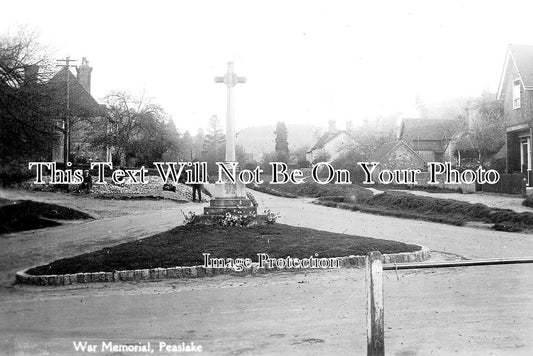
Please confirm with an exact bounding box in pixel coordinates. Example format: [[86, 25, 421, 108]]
[[423, 96, 478, 120], [236, 124, 322, 161], [234, 95, 480, 162]]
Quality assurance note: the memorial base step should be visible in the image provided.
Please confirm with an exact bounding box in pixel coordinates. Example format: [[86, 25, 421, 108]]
[[204, 206, 257, 216], [209, 198, 253, 207]]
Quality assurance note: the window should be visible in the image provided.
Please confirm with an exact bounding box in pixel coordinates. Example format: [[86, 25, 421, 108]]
[[513, 79, 521, 109], [520, 138, 530, 172]]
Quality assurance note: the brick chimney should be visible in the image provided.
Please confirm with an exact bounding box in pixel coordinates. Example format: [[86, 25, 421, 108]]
[[328, 120, 337, 134], [346, 120, 353, 132], [76, 57, 92, 93]]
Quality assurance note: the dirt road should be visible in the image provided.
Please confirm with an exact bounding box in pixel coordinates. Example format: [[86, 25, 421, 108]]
[[1, 264, 531, 355], [0, 190, 204, 286], [1, 188, 532, 355]]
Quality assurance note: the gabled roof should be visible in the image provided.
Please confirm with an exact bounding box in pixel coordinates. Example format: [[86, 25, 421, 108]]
[[398, 118, 458, 142], [369, 140, 424, 162], [46, 67, 103, 116], [307, 130, 353, 152], [447, 128, 504, 154], [497, 45, 533, 99], [369, 141, 399, 161]]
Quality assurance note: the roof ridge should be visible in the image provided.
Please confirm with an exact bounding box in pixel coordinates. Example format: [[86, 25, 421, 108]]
[[307, 130, 352, 152], [48, 66, 102, 113]]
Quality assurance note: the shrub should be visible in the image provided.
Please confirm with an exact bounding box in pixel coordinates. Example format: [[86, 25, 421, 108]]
[[182, 211, 197, 225], [523, 195, 533, 208], [264, 209, 281, 224], [263, 181, 372, 199], [319, 191, 533, 231], [0, 161, 34, 187]]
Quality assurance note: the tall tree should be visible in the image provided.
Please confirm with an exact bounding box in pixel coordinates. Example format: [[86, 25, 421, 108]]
[[202, 115, 225, 174], [274, 121, 289, 163], [0, 27, 55, 164], [463, 98, 504, 166], [161, 119, 182, 162], [91, 91, 171, 166], [180, 130, 194, 160], [202, 115, 224, 156], [235, 144, 249, 166], [292, 145, 310, 168], [193, 128, 205, 160]]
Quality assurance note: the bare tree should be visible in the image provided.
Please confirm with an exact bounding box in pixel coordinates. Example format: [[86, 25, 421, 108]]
[[91, 91, 173, 166], [0, 27, 55, 163]]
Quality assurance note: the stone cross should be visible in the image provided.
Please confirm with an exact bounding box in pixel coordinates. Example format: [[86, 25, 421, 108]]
[[215, 62, 246, 162]]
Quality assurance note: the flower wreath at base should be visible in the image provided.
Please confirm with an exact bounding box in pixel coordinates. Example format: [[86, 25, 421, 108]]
[[181, 209, 280, 227]]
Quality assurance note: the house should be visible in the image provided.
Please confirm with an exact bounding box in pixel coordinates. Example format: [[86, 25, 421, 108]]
[[368, 140, 425, 183], [306, 121, 355, 163], [397, 118, 458, 162], [45, 57, 107, 163], [497, 45, 533, 185]]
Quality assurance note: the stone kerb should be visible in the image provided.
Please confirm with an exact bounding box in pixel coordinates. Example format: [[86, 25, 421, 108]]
[[16, 246, 430, 286]]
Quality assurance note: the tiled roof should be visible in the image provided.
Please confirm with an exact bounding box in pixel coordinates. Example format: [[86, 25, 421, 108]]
[[308, 130, 352, 152], [497, 45, 533, 99], [369, 140, 423, 162], [369, 141, 399, 161], [399, 118, 458, 142], [449, 129, 504, 155], [509, 45, 533, 88], [47, 67, 103, 116]]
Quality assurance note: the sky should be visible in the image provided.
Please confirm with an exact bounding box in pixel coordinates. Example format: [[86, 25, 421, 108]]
[[2, 0, 533, 133]]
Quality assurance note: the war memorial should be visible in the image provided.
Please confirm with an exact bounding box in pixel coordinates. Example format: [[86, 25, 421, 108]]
[[1, 3, 533, 355]]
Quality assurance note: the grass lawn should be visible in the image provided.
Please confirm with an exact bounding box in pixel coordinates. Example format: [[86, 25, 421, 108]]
[[27, 223, 420, 275], [250, 181, 373, 199], [318, 192, 533, 232], [93, 192, 187, 202], [0, 199, 93, 234]]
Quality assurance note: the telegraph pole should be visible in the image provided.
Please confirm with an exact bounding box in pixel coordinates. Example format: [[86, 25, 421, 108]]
[[56, 56, 77, 168]]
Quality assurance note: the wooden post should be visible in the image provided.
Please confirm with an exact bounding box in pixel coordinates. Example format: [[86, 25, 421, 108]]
[[366, 251, 384, 356]]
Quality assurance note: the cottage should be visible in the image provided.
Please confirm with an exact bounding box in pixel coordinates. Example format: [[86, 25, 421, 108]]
[[497, 45, 533, 185], [398, 118, 458, 162], [306, 120, 355, 163], [368, 140, 425, 183], [46, 57, 107, 163]]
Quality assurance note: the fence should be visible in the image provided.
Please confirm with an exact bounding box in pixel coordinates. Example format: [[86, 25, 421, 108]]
[[365, 251, 533, 356], [481, 173, 525, 195], [411, 172, 477, 193]]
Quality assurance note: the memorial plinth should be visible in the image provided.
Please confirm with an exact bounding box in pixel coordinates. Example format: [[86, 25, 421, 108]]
[[204, 197, 257, 216], [204, 165, 256, 216], [204, 62, 257, 216]]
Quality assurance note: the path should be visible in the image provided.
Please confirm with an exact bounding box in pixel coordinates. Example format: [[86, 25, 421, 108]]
[[0, 188, 532, 355], [0, 201, 205, 287], [254, 190, 533, 260]]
